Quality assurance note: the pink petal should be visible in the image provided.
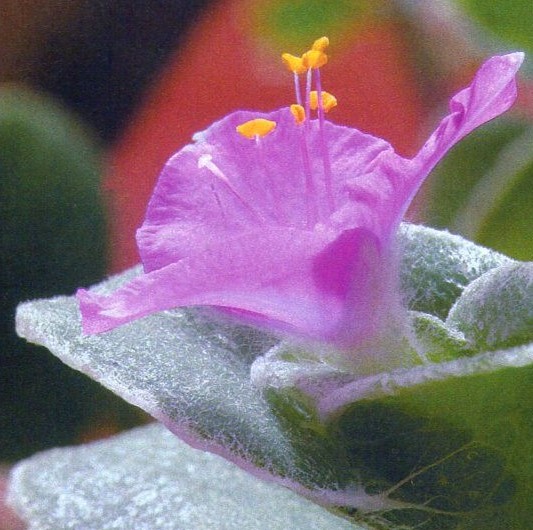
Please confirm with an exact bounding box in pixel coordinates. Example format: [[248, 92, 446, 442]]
[[80, 53, 523, 349], [136, 108, 393, 271], [80, 226, 386, 347], [406, 53, 524, 205]]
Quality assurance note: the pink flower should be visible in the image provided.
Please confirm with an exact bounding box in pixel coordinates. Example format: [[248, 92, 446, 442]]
[[78, 49, 523, 355]]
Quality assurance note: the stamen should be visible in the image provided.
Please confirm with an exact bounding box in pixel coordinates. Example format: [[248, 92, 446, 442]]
[[298, 127, 318, 229], [197, 155, 226, 217], [198, 154, 264, 222], [309, 91, 337, 112], [198, 154, 230, 183], [290, 104, 306, 125], [303, 56, 318, 225], [305, 67, 312, 129], [281, 53, 306, 75], [281, 36, 333, 224], [293, 72, 303, 107], [236, 119, 277, 140], [314, 68, 334, 212], [281, 54, 304, 105], [311, 36, 329, 52], [302, 49, 328, 69]]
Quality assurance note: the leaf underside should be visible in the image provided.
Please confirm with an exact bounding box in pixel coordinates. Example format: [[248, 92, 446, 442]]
[[14, 224, 533, 529]]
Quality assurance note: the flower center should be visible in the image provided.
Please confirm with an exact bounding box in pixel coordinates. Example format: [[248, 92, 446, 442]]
[[235, 118, 277, 140], [237, 36, 338, 229]]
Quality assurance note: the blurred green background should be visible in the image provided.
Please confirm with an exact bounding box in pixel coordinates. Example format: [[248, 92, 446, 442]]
[[0, 0, 214, 462]]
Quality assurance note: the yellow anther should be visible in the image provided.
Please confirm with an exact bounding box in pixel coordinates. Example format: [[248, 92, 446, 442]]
[[281, 53, 307, 75], [290, 104, 306, 125], [311, 36, 329, 52], [302, 49, 328, 69], [309, 91, 338, 112], [236, 118, 277, 139]]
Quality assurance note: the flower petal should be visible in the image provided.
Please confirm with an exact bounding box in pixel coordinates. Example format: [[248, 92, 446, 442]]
[[80, 229, 328, 336], [136, 108, 394, 271], [406, 53, 524, 205], [80, 226, 387, 347], [81, 53, 523, 350]]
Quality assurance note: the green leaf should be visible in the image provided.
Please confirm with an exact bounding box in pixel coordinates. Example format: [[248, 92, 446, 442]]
[[16, 267, 293, 477], [257, 341, 533, 529], [248, 342, 533, 529], [447, 262, 533, 351], [0, 87, 107, 300], [256, 0, 371, 50], [0, 87, 139, 461], [423, 119, 533, 261], [475, 155, 533, 261], [458, 0, 533, 54], [8, 424, 358, 530], [398, 224, 510, 319], [328, 363, 533, 529], [409, 311, 473, 362], [14, 225, 533, 529]]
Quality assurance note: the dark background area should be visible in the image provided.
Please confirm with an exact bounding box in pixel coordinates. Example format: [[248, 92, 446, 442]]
[[2, 0, 215, 143], [0, 0, 215, 461]]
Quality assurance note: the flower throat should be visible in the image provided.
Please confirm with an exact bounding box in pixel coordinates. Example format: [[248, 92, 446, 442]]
[[236, 36, 338, 228]]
